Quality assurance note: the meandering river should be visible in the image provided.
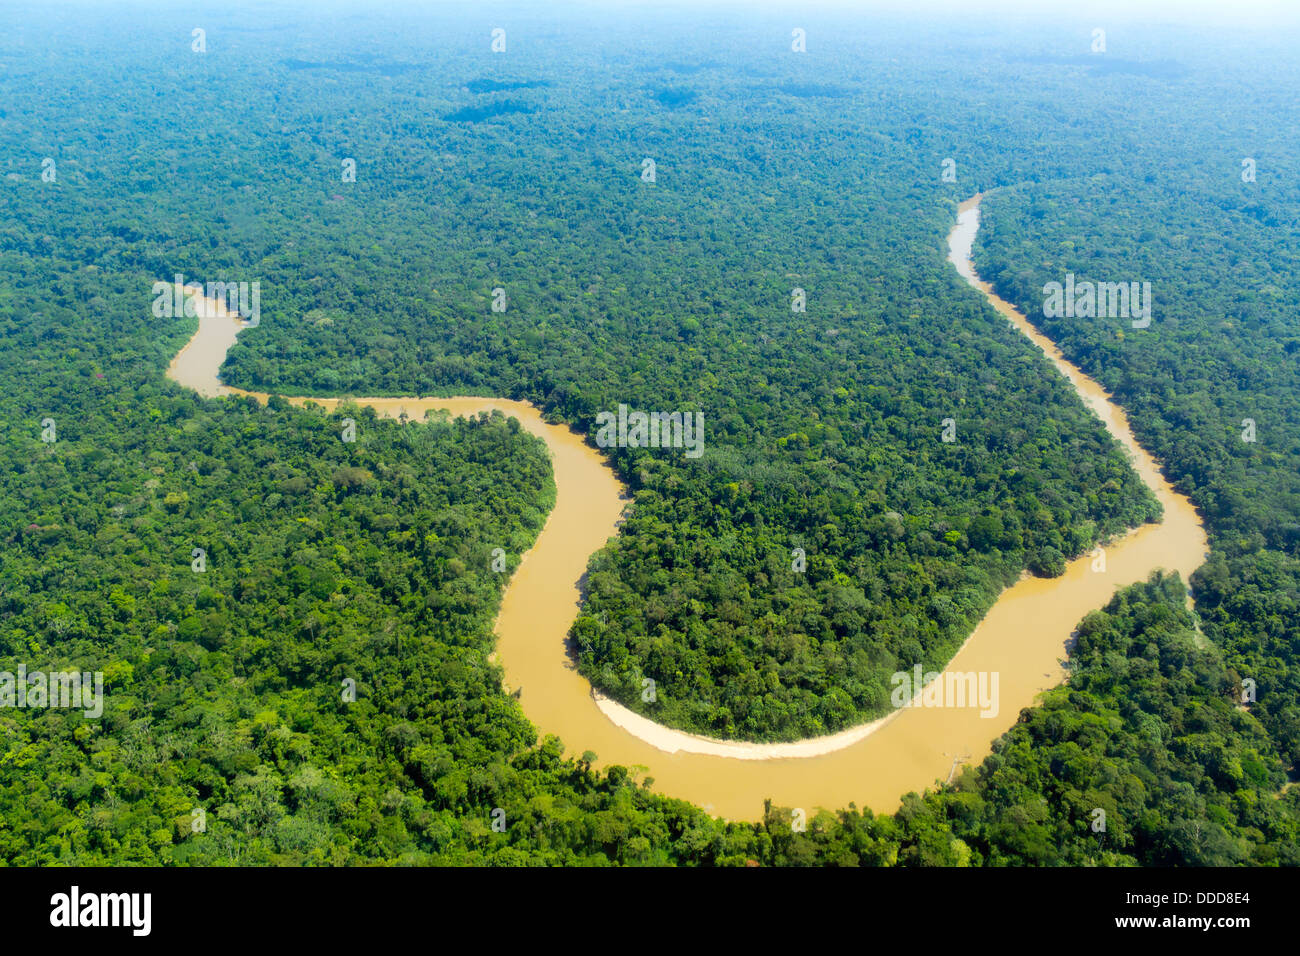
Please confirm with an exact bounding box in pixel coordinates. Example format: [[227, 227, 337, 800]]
[[164, 196, 1207, 821]]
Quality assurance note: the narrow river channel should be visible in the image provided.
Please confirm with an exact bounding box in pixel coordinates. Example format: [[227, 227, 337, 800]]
[[164, 195, 1207, 820]]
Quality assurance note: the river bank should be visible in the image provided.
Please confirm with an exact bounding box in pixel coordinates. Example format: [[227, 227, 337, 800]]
[[163, 197, 1208, 819]]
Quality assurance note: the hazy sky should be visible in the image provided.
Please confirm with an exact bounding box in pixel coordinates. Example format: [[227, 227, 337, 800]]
[[635, 0, 1300, 26]]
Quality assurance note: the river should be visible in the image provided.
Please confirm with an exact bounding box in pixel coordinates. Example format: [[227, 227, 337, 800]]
[[164, 195, 1207, 821]]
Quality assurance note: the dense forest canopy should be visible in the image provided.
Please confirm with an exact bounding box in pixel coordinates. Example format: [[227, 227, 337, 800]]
[[0, 2, 1296, 864], [8, 3, 1167, 741]]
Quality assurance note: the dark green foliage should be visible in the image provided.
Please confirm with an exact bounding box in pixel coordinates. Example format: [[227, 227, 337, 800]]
[[0, 3, 1296, 866]]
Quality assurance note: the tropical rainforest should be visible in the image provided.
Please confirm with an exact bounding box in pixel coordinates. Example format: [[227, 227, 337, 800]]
[[0, 2, 1296, 864]]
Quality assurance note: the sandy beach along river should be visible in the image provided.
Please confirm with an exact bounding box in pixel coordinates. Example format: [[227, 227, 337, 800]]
[[164, 198, 1206, 820]]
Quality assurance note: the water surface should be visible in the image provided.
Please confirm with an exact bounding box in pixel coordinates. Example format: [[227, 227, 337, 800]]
[[165, 202, 1208, 820]]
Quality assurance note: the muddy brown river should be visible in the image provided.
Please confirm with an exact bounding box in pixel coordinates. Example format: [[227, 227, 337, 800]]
[[164, 196, 1207, 820]]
